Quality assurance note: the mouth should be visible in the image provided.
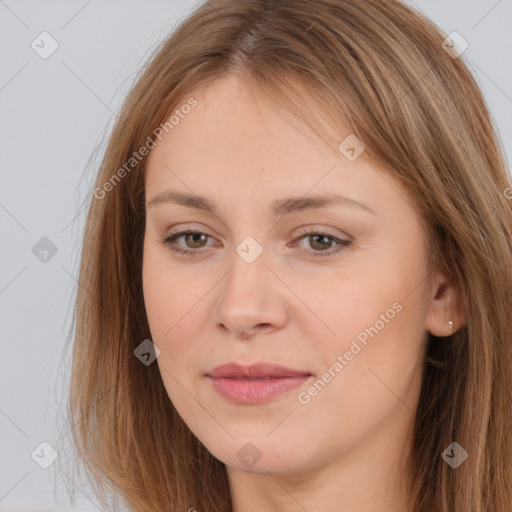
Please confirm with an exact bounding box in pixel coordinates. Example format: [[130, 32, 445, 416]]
[[206, 362, 313, 404]]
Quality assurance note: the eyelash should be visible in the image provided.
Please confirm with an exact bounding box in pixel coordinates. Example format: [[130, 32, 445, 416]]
[[161, 229, 351, 258]]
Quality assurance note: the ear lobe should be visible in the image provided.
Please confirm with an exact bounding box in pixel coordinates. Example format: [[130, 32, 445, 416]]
[[425, 269, 466, 337]]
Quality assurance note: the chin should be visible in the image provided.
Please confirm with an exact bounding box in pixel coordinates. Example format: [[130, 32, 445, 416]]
[[202, 434, 315, 476]]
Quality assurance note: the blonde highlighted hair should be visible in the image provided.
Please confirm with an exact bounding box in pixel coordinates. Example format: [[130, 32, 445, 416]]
[[67, 1, 512, 510]]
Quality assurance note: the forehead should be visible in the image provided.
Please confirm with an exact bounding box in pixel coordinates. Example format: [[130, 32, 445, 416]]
[[146, 75, 349, 188], [143, 74, 414, 223]]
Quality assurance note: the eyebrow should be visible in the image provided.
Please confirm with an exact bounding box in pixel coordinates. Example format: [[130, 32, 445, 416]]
[[146, 190, 376, 216]]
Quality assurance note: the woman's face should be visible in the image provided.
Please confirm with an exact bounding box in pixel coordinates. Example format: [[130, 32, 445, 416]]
[[142, 74, 433, 477]]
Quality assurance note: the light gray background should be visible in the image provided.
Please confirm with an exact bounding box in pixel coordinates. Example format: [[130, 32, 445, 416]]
[[1, 1, 511, 510]]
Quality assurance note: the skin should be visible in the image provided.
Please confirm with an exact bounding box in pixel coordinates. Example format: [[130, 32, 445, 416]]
[[142, 74, 464, 511]]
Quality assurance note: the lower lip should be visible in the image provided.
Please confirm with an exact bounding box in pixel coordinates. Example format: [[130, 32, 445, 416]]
[[208, 375, 311, 404]]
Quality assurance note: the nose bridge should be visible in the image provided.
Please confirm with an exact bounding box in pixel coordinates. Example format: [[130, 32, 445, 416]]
[[225, 234, 270, 300]]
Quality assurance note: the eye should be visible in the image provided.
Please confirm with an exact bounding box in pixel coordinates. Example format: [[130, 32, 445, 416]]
[[161, 230, 214, 255], [161, 229, 351, 257], [290, 230, 351, 258]]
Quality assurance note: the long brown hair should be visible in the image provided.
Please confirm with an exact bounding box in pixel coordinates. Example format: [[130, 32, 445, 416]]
[[65, 0, 512, 510]]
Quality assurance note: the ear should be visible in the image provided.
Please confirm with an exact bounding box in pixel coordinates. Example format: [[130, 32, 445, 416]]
[[425, 269, 466, 337]]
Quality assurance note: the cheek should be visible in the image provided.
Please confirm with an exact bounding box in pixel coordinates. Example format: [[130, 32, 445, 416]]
[[142, 255, 214, 438], [142, 274, 209, 364], [142, 246, 218, 396], [295, 284, 425, 445], [306, 261, 427, 388], [142, 242, 202, 340]]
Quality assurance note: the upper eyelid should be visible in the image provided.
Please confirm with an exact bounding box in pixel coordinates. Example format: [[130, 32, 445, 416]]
[[163, 223, 351, 239]]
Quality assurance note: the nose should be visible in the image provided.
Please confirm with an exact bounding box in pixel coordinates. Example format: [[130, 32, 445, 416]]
[[213, 242, 288, 339]]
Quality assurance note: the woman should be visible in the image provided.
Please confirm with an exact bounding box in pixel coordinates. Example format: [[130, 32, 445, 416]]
[[67, 0, 512, 510]]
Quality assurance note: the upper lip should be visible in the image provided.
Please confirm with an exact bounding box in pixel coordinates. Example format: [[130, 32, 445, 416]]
[[207, 362, 312, 379]]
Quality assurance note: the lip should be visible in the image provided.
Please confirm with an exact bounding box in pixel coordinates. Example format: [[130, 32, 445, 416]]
[[206, 362, 312, 404]]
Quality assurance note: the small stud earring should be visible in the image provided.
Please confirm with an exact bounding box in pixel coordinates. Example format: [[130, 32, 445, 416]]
[[448, 320, 454, 331]]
